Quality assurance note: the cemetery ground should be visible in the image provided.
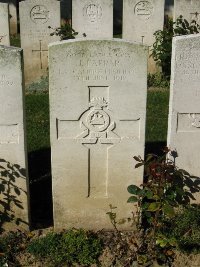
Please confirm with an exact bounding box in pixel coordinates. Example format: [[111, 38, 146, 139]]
[[1, 80, 200, 266], [1, 36, 200, 266]]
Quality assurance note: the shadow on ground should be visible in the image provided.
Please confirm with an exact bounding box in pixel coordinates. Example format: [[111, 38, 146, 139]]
[[145, 141, 167, 156], [28, 148, 53, 230]]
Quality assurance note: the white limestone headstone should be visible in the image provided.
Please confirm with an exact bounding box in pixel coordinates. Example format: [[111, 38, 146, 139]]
[[0, 0, 18, 34], [0, 3, 10, 46], [168, 34, 200, 181], [72, 0, 113, 38], [123, 0, 165, 46], [49, 39, 148, 230], [174, 0, 200, 23], [0, 45, 29, 230], [19, 0, 60, 85]]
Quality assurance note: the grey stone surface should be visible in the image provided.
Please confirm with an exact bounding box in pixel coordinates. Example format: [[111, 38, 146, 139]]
[[72, 0, 113, 38], [174, 0, 200, 23], [0, 0, 17, 34], [167, 34, 200, 181], [49, 39, 148, 230], [0, 45, 29, 230], [123, 0, 165, 46], [19, 0, 60, 85], [0, 3, 10, 45]]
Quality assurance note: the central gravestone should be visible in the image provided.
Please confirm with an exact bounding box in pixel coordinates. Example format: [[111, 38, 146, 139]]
[[72, 0, 113, 38], [49, 39, 148, 230], [19, 0, 60, 85]]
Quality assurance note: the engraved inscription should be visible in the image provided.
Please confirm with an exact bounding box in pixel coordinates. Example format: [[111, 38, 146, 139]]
[[176, 50, 200, 80], [0, 75, 14, 86], [30, 5, 49, 24], [177, 113, 200, 132], [58, 58, 135, 82], [134, 1, 154, 20], [84, 4, 102, 23], [0, 124, 19, 144]]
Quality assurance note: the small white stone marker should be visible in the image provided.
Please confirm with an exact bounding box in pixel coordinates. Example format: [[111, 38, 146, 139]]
[[0, 45, 29, 230], [19, 0, 60, 85], [72, 0, 113, 38], [49, 39, 148, 230], [168, 34, 200, 180], [0, 3, 10, 46]]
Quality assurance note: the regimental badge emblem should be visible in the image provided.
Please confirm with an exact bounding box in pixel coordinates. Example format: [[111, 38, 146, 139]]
[[77, 97, 120, 144]]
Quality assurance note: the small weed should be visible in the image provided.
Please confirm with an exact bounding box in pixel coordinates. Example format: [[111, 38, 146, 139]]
[[148, 73, 170, 88], [27, 229, 103, 266], [170, 205, 200, 253], [26, 76, 49, 93]]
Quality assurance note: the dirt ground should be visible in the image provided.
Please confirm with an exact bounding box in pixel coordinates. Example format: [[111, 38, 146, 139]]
[[4, 228, 200, 267]]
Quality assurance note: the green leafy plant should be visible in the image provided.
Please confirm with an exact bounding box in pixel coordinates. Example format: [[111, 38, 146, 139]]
[[48, 22, 79, 40], [147, 73, 170, 88], [127, 147, 200, 265], [151, 16, 200, 78], [27, 229, 103, 266], [166, 205, 200, 253]]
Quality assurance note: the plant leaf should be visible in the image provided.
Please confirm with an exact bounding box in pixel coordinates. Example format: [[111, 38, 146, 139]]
[[127, 196, 138, 203]]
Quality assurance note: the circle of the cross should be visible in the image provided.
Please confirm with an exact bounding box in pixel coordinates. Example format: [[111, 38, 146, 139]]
[[30, 5, 49, 24], [134, 1, 154, 20], [86, 110, 110, 132]]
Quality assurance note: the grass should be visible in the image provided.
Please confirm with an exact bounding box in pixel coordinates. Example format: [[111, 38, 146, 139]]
[[26, 93, 50, 152], [25, 87, 170, 153], [146, 88, 169, 143]]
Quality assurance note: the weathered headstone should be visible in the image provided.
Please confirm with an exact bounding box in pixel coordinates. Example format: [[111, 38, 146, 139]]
[[19, 0, 60, 85], [0, 3, 10, 45], [72, 0, 113, 38], [167, 34, 200, 181], [174, 0, 200, 23], [49, 39, 148, 230], [123, 0, 165, 46], [1, 0, 17, 34], [0, 45, 29, 230]]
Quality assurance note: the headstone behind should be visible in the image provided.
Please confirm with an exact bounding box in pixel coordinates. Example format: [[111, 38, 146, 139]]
[[72, 0, 113, 38], [49, 39, 148, 230], [174, 0, 200, 23], [0, 3, 10, 45], [0, 0, 17, 34], [0, 45, 29, 230], [123, 0, 164, 46], [19, 0, 60, 85], [167, 34, 200, 186]]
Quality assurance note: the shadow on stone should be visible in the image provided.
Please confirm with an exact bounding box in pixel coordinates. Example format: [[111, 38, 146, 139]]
[[0, 159, 28, 233], [28, 148, 53, 230]]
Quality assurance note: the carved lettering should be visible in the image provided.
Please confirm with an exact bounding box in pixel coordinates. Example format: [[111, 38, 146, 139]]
[[84, 4, 102, 23], [0, 75, 14, 86], [134, 1, 154, 20]]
